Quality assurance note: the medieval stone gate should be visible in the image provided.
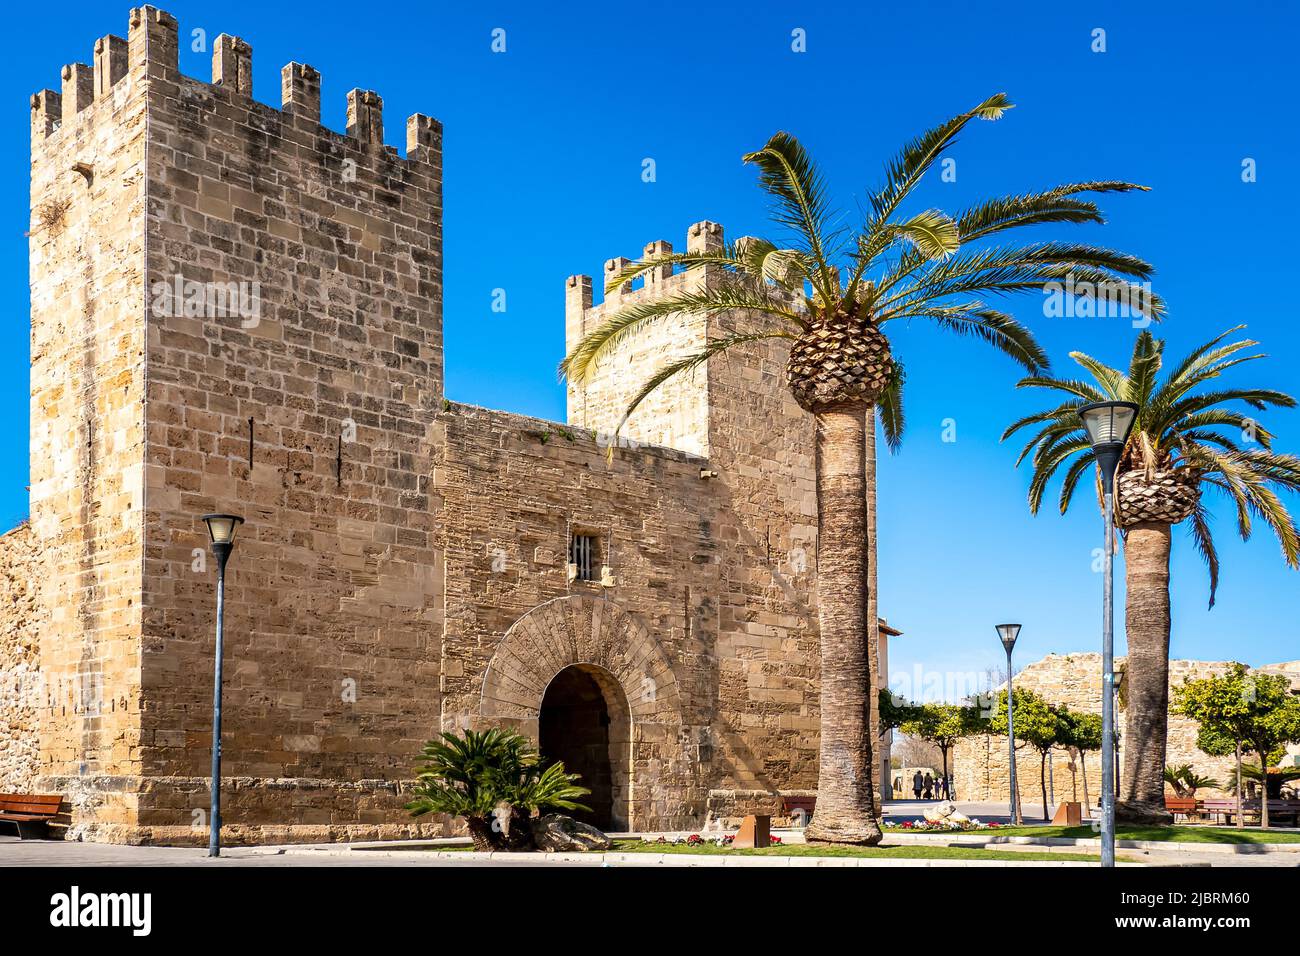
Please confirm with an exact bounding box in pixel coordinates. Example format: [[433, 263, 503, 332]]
[[479, 595, 684, 831]]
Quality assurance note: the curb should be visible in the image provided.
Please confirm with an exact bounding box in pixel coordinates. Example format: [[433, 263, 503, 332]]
[[880, 832, 1300, 855], [260, 847, 1125, 867]]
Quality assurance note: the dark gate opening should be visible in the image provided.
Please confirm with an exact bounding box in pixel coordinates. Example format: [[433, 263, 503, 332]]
[[538, 665, 616, 829]]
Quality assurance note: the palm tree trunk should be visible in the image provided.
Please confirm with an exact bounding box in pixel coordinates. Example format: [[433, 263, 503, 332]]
[[806, 402, 883, 845], [466, 816, 500, 852], [865, 406, 881, 812], [1118, 521, 1175, 825]]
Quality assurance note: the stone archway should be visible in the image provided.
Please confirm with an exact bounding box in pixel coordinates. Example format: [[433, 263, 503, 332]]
[[539, 663, 629, 830], [479, 595, 681, 830]]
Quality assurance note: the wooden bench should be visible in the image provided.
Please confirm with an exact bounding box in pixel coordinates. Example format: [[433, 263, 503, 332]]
[[1164, 796, 1198, 820], [1201, 798, 1300, 827], [0, 793, 63, 839]]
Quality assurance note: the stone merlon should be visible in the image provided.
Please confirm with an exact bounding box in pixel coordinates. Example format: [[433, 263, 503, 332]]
[[29, 7, 439, 164]]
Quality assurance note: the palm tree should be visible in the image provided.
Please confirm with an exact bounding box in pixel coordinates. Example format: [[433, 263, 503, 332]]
[[1005, 329, 1300, 824], [561, 93, 1158, 844]]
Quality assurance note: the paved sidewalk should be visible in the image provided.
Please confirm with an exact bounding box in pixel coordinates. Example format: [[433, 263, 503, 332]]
[[0, 836, 1114, 868]]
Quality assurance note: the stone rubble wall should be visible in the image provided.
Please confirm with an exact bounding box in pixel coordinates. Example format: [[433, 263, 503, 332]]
[[952, 653, 1300, 809], [0, 524, 43, 793]]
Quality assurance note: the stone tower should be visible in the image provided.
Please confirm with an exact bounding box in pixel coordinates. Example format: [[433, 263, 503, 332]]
[[26, 6, 445, 841]]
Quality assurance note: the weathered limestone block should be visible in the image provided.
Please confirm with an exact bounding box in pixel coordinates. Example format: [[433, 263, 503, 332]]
[[530, 813, 613, 852]]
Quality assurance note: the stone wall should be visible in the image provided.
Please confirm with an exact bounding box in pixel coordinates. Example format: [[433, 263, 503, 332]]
[[28, 14, 150, 836], [952, 653, 1300, 809], [433, 401, 825, 829], [0, 524, 43, 792], [132, 8, 445, 844]]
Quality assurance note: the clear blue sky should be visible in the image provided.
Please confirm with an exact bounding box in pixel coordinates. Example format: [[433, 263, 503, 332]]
[[3, 2, 1296, 683]]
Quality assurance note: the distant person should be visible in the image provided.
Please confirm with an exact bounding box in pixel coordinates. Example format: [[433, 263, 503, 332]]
[[893, 776, 903, 797], [923, 772, 934, 799], [940, 776, 950, 800], [912, 771, 923, 799]]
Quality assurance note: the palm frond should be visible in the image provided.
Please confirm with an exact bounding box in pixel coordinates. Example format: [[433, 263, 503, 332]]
[[877, 208, 962, 262], [885, 304, 1048, 373], [956, 181, 1148, 243], [1027, 436, 1092, 513], [561, 283, 803, 385], [743, 131, 839, 297], [1059, 451, 1098, 514], [1067, 350, 1127, 399], [1188, 502, 1221, 608], [878, 359, 906, 452], [866, 92, 1013, 229]]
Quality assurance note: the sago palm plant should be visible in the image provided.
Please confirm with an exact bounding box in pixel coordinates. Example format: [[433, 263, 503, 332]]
[[561, 92, 1160, 844], [406, 728, 590, 851], [1005, 328, 1300, 823], [1163, 763, 1220, 798]]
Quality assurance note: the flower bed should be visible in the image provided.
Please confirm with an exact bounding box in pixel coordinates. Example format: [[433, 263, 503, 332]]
[[637, 833, 785, 848], [883, 818, 1003, 832]]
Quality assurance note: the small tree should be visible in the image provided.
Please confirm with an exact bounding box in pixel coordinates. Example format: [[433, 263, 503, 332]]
[[878, 689, 917, 736], [899, 701, 987, 795], [1174, 664, 1300, 829], [990, 688, 1064, 822], [1163, 764, 1220, 799], [1058, 708, 1103, 814], [405, 729, 590, 850]]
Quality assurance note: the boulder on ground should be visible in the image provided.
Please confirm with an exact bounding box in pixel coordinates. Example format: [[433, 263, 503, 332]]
[[922, 801, 971, 825], [530, 814, 613, 852]]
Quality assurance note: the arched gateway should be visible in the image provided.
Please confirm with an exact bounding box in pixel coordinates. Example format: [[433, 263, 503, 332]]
[[479, 595, 681, 831]]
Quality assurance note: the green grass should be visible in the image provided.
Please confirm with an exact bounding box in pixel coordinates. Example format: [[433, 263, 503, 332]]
[[610, 839, 1106, 862], [410, 838, 1110, 861], [978, 825, 1300, 845]]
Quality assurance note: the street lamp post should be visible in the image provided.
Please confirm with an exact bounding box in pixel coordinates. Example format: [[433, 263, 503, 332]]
[[1113, 666, 1124, 800], [996, 623, 1022, 826], [1077, 401, 1139, 869], [201, 513, 244, 858]]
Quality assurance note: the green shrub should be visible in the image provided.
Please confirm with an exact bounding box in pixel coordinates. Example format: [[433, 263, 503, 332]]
[[405, 729, 589, 851]]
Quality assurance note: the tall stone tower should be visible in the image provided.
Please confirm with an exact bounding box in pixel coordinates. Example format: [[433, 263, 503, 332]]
[[27, 6, 446, 841]]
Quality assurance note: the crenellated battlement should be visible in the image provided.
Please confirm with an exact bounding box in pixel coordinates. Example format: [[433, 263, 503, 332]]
[[565, 220, 725, 333], [564, 220, 731, 457], [30, 6, 442, 168]]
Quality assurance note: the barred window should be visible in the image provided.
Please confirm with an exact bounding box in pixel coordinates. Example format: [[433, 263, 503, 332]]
[[569, 534, 598, 582]]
